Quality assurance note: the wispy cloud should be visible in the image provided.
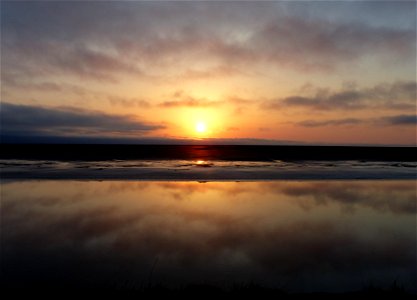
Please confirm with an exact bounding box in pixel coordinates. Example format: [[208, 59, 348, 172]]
[[108, 96, 151, 108], [297, 118, 363, 127], [159, 91, 223, 108], [265, 81, 416, 111], [253, 16, 414, 71], [179, 66, 246, 80]]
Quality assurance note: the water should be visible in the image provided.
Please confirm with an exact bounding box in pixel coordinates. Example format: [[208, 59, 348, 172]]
[[1, 159, 416, 179], [1, 180, 416, 293]]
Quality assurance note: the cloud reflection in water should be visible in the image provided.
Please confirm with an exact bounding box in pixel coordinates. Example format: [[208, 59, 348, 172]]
[[1, 180, 416, 292]]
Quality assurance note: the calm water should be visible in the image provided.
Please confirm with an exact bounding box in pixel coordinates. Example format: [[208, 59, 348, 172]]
[[1, 180, 416, 293]]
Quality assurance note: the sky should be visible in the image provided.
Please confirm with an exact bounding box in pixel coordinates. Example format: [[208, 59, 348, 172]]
[[1, 0, 416, 145]]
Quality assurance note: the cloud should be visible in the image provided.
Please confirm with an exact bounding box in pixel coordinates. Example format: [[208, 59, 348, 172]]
[[1, 1, 415, 86], [0, 135, 303, 145], [108, 96, 151, 108], [297, 118, 363, 127], [179, 66, 246, 80], [3, 42, 143, 83], [250, 16, 415, 71], [1, 2, 415, 146], [2, 77, 92, 96], [1, 102, 164, 137], [50, 45, 143, 81], [265, 81, 416, 110], [159, 91, 223, 108], [159, 99, 223, 108], [227, 97, 254, 105], [258, 127, 271, 132], [380, 114, 417, 126], [297, 114, 417, 128]]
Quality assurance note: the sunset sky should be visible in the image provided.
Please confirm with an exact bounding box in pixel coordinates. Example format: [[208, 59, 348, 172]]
[[1, 1, 416, 145]]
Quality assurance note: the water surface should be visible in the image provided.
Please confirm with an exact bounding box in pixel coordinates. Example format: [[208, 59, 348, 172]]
[[1, 159, 415, 179], [1, 180, 415, 293]]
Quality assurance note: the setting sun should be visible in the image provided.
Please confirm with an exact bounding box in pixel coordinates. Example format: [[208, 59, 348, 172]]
[[195, 121, 207, 133]]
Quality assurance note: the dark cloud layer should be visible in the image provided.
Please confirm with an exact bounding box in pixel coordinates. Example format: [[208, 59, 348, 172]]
[[266, 81, 416, 111], [1, 1, 415, 84], [1, 102, 163, 137], [295, 115, 417, 127], [296, 114, 417, 128], [381, 114, 417, 126]]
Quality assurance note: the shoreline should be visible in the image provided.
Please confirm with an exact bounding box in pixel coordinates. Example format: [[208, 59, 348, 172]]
[[1, 144, 416, 162], [2, 166, 415, 180]]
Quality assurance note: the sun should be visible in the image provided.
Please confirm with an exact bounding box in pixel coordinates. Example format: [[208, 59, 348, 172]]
[[195, 121, 207, 134]]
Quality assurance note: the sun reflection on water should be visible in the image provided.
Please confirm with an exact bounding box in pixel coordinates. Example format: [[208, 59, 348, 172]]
[[195, 160, 212, 167]]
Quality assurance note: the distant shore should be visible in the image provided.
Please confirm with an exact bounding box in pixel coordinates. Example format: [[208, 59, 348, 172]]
[[1, 144, 416, 161]]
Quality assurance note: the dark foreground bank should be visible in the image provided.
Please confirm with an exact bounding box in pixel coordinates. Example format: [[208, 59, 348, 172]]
[[1, 144, 416, 161], [3, 283, 415, 298]]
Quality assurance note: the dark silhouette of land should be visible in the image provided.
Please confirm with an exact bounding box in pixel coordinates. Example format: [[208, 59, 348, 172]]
[[1, 144, 415, 161], [2, 281, 415, 298]]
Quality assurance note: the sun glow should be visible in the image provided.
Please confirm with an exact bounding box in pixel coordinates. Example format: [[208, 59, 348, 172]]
[[195, 121, 207, 133], [177, 108, 226, 138]]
